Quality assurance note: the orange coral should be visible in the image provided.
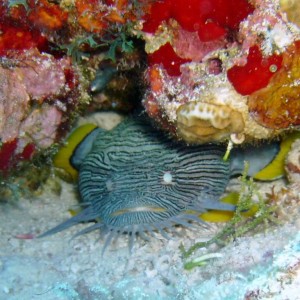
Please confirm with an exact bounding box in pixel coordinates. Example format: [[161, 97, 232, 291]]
[[148, 66, 163, 93], [75, 0, 108, 33], [0, 0, 67, 55], [75, 0, 137, 32], [0, 24, 47, 55], [105, 0, 128, 10], [105, 0, 129, 23], [6, 0, 68, 31], [7, 4, 27, 25], [78, 14, 107, 33], [248, 40, 300, 129], [106, 10, 125, 24], [28, 0, 68, 31]]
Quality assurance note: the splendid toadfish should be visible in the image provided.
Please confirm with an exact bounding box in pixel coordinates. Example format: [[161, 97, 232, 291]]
[[40, 115, 287, 252]]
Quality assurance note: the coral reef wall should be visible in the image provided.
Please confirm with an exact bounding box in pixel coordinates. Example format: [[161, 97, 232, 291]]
[[0, 0, 146, 178], [140, 0, 300, 144], [1, 0, 300, 182]]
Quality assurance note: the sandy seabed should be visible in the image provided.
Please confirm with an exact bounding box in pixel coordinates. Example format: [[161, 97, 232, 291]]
[[0, 178, 300, 300], [1, 113, 300, 300]]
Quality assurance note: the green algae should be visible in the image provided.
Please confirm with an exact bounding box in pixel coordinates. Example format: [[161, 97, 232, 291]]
[[181, 162, 279, 270]]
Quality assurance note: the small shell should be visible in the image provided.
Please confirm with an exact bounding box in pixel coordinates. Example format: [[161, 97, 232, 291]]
[[176, 101, 245, 143]]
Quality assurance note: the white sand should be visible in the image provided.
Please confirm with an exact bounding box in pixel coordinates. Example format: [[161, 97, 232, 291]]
[[1, 180, 300, 300]]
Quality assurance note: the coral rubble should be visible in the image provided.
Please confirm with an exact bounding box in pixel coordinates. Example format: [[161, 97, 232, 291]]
[[140, 0, 300, 144]]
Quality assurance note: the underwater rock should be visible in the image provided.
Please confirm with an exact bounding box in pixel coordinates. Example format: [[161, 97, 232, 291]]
[[285, 137, 300, 184], [248, 41, 300, 129], [140, 0, 300, 144], [0, 0, 149, 177], [280, 0, 300, 27], [0, 0, 66, 54], [0, 49, 79, 174]]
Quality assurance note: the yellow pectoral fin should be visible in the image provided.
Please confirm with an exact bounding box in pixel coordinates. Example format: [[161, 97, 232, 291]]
[[200, 210, 235, 222], [68, 209, 80, 217], [199, 192, 239, 222], [254, 132, 300, 181], [53, 123, 98, 181], [199, 192, 258, 223]]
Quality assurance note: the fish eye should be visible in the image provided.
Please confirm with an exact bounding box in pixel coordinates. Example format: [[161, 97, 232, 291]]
[[105, 179, 114, 192], [161, 171, 174, 185]]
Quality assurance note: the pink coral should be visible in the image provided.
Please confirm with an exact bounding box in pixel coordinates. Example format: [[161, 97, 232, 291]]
[[0, 66, 30, 144], [20, 104, 62, 149], [0, 48, 79, 172], [16, 50, 72, 101], [172, 27, 226, 61]]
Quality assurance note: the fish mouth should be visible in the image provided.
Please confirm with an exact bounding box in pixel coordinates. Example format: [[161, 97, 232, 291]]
[[110, 205, 168, 217]]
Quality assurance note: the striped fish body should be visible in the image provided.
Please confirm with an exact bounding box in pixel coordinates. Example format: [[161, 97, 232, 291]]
[[40, 117, 233, 250], [79, 118, 231, 229]]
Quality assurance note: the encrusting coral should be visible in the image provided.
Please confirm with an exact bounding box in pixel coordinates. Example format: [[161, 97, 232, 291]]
[[0, 50, 78, 173], [1, 0, 300, 177], [140, 0, 300, 144], [0, 0, 147, 179]]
